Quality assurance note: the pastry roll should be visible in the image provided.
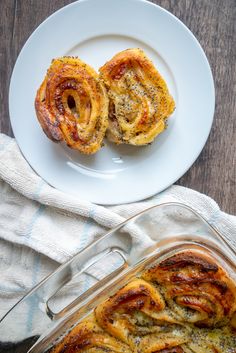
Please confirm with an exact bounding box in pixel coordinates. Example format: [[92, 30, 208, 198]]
[[99, 48, 175, 145], [51, 314, 131, 353], [50, 251, 236, 353], [142, 251, 236, 328], [35, 57, 108, 154], [95, 279, 190, 352]]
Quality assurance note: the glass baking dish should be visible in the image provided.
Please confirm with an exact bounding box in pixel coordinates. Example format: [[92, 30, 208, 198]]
[[0, 202, 235, 353]]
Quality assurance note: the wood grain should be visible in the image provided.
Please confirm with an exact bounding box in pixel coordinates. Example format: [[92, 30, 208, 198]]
[[0, 0, 235, 214]]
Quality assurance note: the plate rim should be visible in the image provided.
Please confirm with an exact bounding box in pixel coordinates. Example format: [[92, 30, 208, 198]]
[[9, 0, 215, 205]]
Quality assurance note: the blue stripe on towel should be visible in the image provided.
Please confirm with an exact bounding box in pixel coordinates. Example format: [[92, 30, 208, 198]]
[[25, 179, 46, 240], [0, 203, 43, 296], [24, 198, 44, 332], [32, 179, 46, 200], [26, 253, 41, 333], [25, 204, 45, 239], [77, 208, 95, 251]]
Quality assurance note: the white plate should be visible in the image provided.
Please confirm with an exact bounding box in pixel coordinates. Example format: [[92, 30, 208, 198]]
[[9, 0, 215, 205]]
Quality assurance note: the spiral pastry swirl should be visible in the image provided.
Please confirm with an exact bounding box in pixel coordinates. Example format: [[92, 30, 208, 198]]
[[95, 279, 189, 352], [35, 57, 108, 154], [142, 251, 236, 328], [99, 48, 175, 145], [51, 251, 236, 353], [51, 314, 131, 353]]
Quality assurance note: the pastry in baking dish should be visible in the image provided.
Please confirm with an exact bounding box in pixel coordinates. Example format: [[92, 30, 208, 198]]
[[51, 251, 236, 353], [95, 279, 190, 352], [35, 57, 108, 154], [51, 315, 132, 353], [99, 48, 175, 145], [142, 251, 236, 328]]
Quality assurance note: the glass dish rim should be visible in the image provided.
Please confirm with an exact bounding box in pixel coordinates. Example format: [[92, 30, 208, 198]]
[[1, 201, 235, 324]]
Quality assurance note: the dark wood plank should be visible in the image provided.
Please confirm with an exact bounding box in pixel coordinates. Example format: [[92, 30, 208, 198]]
[[0, 0, 15, 136], [1, 0, 235, 214], [151, 0, 236, 215]]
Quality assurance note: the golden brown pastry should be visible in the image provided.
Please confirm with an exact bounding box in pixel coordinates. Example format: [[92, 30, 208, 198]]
[[50, 251, 236, 353], [95, 279, 189, 352], [35, 57, 108, 154], [99, 48, 175, 145], [51, 314, 131, 353], [142, 251, 236, 328]]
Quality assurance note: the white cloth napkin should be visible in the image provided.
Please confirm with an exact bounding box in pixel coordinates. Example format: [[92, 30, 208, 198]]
[[0, 133, 235, 321]]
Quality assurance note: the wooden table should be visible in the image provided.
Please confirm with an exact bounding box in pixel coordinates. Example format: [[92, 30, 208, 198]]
[[1, 0, 235, 214]]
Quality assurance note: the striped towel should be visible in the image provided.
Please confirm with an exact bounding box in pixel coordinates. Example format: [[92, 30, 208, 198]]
[[0, 132, 235, 324]]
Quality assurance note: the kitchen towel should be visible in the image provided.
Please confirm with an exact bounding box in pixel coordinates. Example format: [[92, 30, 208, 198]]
[[0, 132, 236, 322]]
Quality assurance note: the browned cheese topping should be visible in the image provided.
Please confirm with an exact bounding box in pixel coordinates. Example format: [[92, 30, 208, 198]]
[[51, 251, 236, 353]]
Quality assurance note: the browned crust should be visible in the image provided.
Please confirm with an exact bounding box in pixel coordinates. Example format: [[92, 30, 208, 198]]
[[35, 57, 108, 154], [100, 48, 160, 80], [35, 82, 63, 142], [51, 251, 236, 352], [142, 251, 236, 326], [51, 315, 131, 353], [99, 48, 175, 146], [95, 279, 164, 322], [158, 252, 218, 272]]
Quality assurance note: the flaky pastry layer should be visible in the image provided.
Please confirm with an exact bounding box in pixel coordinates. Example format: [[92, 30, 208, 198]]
[[35, 57, 108, 154], [99, 48, 175, 145], [51, 251, 236, 353]]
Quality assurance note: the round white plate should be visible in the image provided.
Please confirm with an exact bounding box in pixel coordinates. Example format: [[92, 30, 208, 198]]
[[9, 0, 215, 205]]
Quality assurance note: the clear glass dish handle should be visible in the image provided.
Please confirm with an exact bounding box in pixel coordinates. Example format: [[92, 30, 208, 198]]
[[0, 202, 235, 353]]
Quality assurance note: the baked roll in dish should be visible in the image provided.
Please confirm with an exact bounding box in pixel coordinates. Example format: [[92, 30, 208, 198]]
[[50, 251, 236, 353], [142, 251, 236, 328], [99, 48, 175, 145], [51, 314, 132, 353], [95, 279, 190, 352], [35, 57, 108, 154]]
